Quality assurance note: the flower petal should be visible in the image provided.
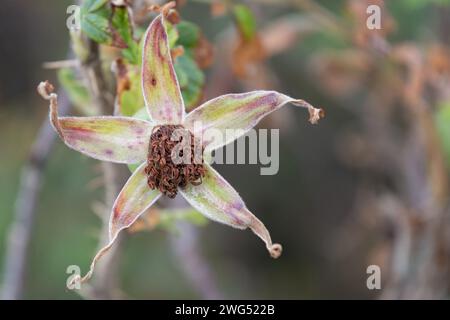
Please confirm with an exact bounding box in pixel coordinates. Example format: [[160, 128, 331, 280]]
[[109, 162, 161, 240], [38, 82, 152, 164], [57, 117, 152, 163], [72, 162, 161, 285], [179, 163, 282, 258], [184, 90, 323, 151], [142, 14, 184, 124]]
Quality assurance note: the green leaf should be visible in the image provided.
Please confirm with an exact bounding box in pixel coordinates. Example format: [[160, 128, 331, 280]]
[[175, 61, 189, 88], [181, 78, 203, 111], [435, 102, 450, 168], [58, 68, 99, 116], [122, 42, 140, 64], [111, 6, 132, 42], [119, 68, 145, 117], [174, 54, 205, 111], [232, 4, 257, 41], [166, 20, 206, 110], [176, 21, 200, 48], [80, 1, 111, 42], [83, 0, 109, 13], [166, 21, 179, 49], [80, 2, 139, 61], [81, 10, 113, 44], [109, 5, 140, 63]]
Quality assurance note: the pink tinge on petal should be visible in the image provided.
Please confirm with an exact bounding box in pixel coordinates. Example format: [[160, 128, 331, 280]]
[[58, 117, 152, 164], [109, 162, 162, 240], [179, 163, 282, 258], [184, 90, 322, 152], [37, 81, 153, 164], [71, 163, 161, 286], [142, 14, 184, 124]]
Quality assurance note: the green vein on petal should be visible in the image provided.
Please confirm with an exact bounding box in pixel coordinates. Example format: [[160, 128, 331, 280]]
[[179, 163, 282, 258], [142, 14, 184, 124], [184, 90, 323, 152]]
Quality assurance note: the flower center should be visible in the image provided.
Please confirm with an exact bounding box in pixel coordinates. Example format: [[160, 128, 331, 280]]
[[145, 124, 206, 198]]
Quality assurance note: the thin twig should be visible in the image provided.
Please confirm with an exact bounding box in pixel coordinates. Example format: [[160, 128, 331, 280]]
[[1, 91, 71, 300], [42, 59, 80, 69]]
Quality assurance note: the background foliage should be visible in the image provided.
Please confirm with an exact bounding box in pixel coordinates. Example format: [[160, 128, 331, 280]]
[[1, 0, 449, 299]]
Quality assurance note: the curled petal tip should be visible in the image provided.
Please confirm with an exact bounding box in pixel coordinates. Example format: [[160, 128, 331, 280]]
[[77, 166, 161, 286], [68, 274, 81, 288], [38, 81, 152, 164], [269, 243, 283, 259], [308, 106, 325, 125], [184, 91, 324, 152], [290, 98, 324, 125], [37, 81, 64, 138], [37, 81, 56, 100], [161, 1, 176, 17], [248, 211, 282, 259], [179, 164, 282, 259], [75, 240, 117, 286], [147, 1, 176, 17]]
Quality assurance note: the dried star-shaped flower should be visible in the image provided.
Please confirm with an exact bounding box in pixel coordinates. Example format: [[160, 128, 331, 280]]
[[38, 12, 323, 284]]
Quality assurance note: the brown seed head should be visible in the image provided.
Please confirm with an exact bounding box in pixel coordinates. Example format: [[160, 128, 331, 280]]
[[145, 125, 206, 198]]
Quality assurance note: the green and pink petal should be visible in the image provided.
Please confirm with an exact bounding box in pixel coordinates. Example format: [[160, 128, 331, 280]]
[[142, 14, 184, 124], [38, 82, 152, 164], [184, 90, 324, 152], [109, 162, 162, 240], [179, 163, 282, 258], [73, 162, 161, 285]]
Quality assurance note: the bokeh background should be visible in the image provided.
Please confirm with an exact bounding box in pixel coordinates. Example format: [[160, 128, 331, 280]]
[[1, 0, 450, 299]]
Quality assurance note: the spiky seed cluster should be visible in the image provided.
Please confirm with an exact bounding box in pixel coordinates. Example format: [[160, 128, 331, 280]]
[[145, 125, 206, 198]]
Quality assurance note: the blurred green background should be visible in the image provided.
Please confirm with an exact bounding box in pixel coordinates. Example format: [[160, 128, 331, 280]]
[[1, 0, 450, 299]]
